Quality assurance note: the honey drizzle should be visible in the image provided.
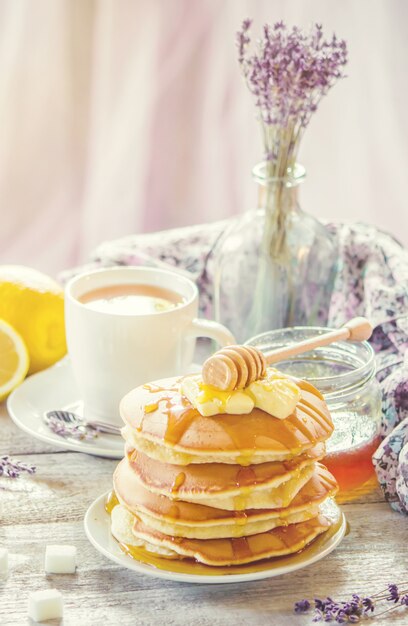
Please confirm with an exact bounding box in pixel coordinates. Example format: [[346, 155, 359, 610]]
[[139, 383, 171, 432], [143, 383, 168, 393], [142, 383, 200, 447], [163, 396, 199, 446], [233, 491, 250, 511], [105, 491, 119, 514], [236, 453, 255, 467], [234, 511, 248, 527], [236, 466, 257, 487], [297, 402, 331, 436], [168, 503, 182, 520], [231, 537, 252, 560], [290, 410, 318, 441], [171, 472, 186, 496], [297, 380, 324, 401], [300, 400, 332, 430], [145, 403, 159, 414]]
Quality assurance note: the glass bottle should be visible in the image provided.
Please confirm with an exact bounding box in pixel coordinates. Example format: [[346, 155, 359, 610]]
[[213, 163, 338, 342]]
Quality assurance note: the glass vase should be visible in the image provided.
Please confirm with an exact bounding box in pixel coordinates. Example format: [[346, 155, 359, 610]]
[[213, 162, 338, 342]]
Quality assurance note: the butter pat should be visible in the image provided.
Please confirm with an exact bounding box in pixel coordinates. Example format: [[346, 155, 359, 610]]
[[45, 545, 77, 574], [249, 376, 300, 420], [181, 368, 301, 419], [28, 589, 63, 622], [181, 375, 255, 416], [0, 548, 8, 576], [225, 391, 254, 414]]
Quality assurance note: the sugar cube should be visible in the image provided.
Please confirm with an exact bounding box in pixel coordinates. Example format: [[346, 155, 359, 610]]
[[45, 544, 77, 574], [28, 589, 63, 622], [0, 548, 8, 575]]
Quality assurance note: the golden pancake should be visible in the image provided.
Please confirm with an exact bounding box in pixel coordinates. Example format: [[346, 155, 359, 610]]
[[111, 505, 176, 558], [113, 460, 338, 539], [124, 444, 324, 510], [129, 512, 332, 566], [120, 376, 333, 465]]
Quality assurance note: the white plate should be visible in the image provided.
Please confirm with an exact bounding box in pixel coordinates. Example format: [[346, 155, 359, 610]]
[[84, 492, 347, 584], [7, 358, 124, 459]]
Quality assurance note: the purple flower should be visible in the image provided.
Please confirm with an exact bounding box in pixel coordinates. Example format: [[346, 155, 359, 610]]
[[315, 597, 334, 611], [0, 456, 36, 478], [362, 597, 374, 613], [294, 599, 310, 614], [387, 584, 400, 603], [45, 415, 97, 441], [236, 18, 252, 64], [295, 584, 408, 623], [236, 20, 348, 168]]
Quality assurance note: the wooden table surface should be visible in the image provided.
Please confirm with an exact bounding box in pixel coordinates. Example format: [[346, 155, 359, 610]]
[[1, 402, 408, 626]]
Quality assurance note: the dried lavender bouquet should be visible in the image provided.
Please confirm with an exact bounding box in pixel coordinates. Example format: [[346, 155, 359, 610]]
[[214, 21, 348, 340], [238, 20, 347, 257], [238, 21, 348, 166]]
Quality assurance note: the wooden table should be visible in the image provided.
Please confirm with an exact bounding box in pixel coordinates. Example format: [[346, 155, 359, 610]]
[[1, 402, 407, 626]]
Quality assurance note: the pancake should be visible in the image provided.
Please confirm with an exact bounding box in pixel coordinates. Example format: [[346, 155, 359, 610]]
[[111, 505, 176, 558], [113, 460, 338, 539], [131, 514, 332, 565], [124, 445, 324, 510], [120, 376, 334, 465], [111, 504, 332, 566]]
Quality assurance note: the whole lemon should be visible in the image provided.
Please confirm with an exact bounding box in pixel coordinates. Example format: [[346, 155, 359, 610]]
[[0, 265, 67, 373]]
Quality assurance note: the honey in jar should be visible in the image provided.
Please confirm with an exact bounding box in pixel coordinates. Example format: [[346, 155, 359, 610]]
[[246, 327, 382, 493]]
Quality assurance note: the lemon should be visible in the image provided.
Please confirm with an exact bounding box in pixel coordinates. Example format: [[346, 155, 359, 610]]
[[0, 318, 29, 400], [0, 265, 67, 374]]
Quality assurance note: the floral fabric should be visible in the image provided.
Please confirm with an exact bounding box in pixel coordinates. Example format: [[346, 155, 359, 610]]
[[61, 219, 408, 513], [373, 420, 408, 514]]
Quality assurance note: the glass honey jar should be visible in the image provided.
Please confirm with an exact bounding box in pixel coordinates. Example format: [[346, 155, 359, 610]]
[[246, 327, 382, 491]]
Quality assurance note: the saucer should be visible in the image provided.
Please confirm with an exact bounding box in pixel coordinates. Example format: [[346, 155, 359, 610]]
[[84, 492, 347, 584], [7, 358, 203, 459], [7, 358, 124, 459]]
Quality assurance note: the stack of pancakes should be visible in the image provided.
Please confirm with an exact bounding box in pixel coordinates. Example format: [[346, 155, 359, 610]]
[[109, 374, 338, 567]]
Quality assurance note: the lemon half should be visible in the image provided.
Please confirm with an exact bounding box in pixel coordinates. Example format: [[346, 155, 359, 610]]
[[0, 318, 29, 401]]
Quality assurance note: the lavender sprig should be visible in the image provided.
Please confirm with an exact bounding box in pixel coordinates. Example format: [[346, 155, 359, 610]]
[[45, 415, 98, 441], [0, 456, 36, 478], [235, 18, 348, 279], [237, 20, 347, 167], [294, 583, 408, 623]]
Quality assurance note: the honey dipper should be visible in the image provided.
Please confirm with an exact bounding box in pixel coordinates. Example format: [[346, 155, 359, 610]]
[[202, 317, 373, 391]]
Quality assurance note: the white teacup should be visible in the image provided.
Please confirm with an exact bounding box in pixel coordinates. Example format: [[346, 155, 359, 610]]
[[65, 266, 235, 425]]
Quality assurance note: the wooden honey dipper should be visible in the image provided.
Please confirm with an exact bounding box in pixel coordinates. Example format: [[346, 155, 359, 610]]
[[202, 317, 373, 391]]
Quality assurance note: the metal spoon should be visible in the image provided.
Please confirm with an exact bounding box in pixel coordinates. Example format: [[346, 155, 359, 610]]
[[44, 410, 122, 437]]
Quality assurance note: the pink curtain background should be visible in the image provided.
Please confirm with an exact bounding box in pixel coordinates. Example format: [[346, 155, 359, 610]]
[[0, 0, 407, 276]]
